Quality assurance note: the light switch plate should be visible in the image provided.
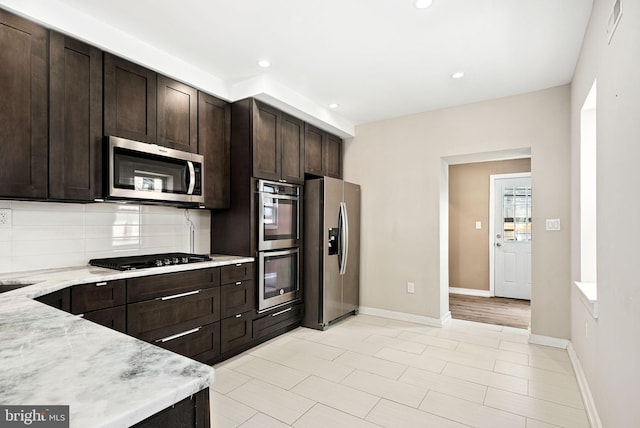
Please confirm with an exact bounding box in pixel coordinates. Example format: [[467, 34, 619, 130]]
[[546, 218, 561, 231], [0, 208, 12, 228]]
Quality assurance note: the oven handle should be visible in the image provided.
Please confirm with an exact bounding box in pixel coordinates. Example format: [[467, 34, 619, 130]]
[[186, 161, 196, 195]]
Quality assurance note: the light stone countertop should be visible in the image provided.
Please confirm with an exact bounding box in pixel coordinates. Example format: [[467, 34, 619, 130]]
[[0, 254, 254, 427]]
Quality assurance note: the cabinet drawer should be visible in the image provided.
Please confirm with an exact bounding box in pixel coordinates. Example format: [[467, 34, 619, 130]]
[[127, 268, 220, 303], [81, 306, 126, 333], [127, 287, 220, 342], [220, 280, 255, 319], [220, 263, 254, 285], [253, 303, 303, 340], [220, 312, 252, 354], [71, 280, 125, 314], [154, 322, 220, 363]]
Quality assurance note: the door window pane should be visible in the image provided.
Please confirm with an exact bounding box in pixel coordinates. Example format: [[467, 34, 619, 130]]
[[503, 186, 531, 241]]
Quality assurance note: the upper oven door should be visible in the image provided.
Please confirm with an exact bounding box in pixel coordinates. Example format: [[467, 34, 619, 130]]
[[257, 180, 301, 251], [108, 136, 204, 204]]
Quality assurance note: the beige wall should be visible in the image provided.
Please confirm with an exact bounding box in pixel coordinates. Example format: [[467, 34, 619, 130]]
[[449, 159, 531, 291], [570, 0, 640, 426], [343, 84, 571, 338]]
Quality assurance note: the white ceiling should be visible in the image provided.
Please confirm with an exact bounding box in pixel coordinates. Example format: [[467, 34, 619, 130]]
[[4, 0, 593, 135]]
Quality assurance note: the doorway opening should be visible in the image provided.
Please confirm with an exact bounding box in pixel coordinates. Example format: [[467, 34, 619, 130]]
[[442, 150, 532, 329]]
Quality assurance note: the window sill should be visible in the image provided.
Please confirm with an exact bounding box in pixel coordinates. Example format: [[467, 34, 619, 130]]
[[574, 281, 598, 319]]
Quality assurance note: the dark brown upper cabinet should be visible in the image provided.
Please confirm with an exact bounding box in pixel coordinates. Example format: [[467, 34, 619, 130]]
[[0, 10, 48, 199], [104, 53, 157, 144], [49, 32, 103, 201], [304, 124, 342, 179], [252, 100, 304, 184], [157, 76, 197, 153], [198, 92, 230, 209]]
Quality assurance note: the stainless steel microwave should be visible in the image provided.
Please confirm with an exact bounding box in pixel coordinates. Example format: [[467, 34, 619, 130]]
[[105, 136, 204, 205]]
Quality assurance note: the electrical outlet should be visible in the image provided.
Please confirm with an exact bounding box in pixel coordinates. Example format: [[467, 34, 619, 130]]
[[0, 208, 11, 229], [407, 282, 415, 294]]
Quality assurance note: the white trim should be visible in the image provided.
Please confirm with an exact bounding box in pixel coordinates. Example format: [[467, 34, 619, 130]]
[[449, 287, 492, 297], [359, 306, 451, 327], [567, 342, 602, 428], [528, 334, 569, 349], [574, 281, 599, 319], [489, 172, 532, 297]]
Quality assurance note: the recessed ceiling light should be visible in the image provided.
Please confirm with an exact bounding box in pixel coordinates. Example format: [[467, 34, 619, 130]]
[[451, 71, 465, 79], [415, 0, 433, 9], [257, 60, 271, 68], [328, 103, 340, 109]]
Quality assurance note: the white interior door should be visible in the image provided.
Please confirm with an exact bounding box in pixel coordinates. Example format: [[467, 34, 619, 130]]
[[493, 175, 531, 300]]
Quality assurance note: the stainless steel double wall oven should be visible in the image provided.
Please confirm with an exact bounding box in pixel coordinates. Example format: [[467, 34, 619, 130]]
[[256, 180, 302, 311]]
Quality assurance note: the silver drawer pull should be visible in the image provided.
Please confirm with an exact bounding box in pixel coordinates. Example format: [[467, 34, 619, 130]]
[[271, 307, 292, 317], [77, 314, 85, 318], [156, 327, 201, 343], [235, 263, 242, 267], [160, 290, 200, 301], [235, 281, 242, 286], [235, 314, 242, 318], [95, 282, 108, 287]]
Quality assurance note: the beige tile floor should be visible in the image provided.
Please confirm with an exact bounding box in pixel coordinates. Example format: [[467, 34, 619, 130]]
[[211, 315, 590, 428]]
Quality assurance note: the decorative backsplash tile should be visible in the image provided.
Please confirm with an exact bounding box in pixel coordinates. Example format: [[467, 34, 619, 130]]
[[0, 201, 210, 274]]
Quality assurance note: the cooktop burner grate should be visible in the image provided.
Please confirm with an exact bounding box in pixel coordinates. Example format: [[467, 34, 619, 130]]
[[89, 252, 211, 271]]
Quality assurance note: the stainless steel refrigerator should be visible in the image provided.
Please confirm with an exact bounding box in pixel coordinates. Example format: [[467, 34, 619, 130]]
[[303, 177, 360, 330]]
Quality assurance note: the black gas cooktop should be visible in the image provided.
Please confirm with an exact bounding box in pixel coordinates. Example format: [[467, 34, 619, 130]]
[[89, 252, 212, 271]]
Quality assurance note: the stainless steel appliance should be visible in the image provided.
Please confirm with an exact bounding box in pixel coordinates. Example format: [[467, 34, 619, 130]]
[[303, 177, 360, 330], [89, 252, 211, 271], [257, 179, 301, 250], [258, 248, 301, 311], [256, 179, 302, 311], [105, 136, 204, 205]]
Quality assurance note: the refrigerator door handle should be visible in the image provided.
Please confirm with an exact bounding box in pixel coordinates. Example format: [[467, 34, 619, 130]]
[[339, 202, 349, 275]]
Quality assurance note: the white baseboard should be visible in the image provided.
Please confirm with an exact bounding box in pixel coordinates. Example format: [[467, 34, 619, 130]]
[[567, 342, 602, 428], [528, 334, 569, 349], [359, 306, 451, 327], [449, 287, 492, 297]]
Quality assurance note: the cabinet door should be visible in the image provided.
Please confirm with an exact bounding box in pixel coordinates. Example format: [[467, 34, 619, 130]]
[[253, 302, 303, 340], [198, 92, 230, 208], [281, 114, 305, 184], [104, 53, 156, 143], [82, 306, 126, 333], [157, 75, 197, 152], [49, 32, 103, 201], [220, 312, 252, 354], [252, 101, 281, 181], [0, 10, 48, 198], [304, 124, 324, 176], [35, 289, 71, 312], [71, 279, 125, 314], [324, 133, 342, 179], [154, 322, 220, 363]]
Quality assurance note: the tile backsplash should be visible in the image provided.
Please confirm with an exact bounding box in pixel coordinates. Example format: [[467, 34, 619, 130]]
[[0, 201, 211, 274]]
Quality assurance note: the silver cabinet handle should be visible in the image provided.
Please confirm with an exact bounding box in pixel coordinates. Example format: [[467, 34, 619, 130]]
[[160, 290, 200, 301], [235, 263, 242, 266], [95, 282, 108, 287], [235, 314, 242, 318], [155, 327, 201, 343], [271, 307, 292, 317], [235, 281, 242, 286]]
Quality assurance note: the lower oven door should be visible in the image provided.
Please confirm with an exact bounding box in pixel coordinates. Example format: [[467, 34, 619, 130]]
[[258, 248, 301, 311]]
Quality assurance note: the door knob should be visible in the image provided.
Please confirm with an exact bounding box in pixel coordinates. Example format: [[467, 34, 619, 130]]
[[496, 242, 502, 247]]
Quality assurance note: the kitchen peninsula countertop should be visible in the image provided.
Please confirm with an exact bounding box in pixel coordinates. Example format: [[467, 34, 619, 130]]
[[0, 255, 254, 427]]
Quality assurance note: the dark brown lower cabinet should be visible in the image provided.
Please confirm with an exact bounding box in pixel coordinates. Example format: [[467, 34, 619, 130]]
[[133, 387, 210, 428], [155, 322, 220, 363], [81, 306, 126, 332], [220, 281, 255, 319], [35, 289, 70, 312], [253, 302, 303, 340], [220, 312, 253, 354], [127, 287, 221, 342]]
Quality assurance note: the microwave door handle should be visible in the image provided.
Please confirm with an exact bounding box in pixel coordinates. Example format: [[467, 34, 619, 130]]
[[339, 202, 349, 275], [186, 161, 196, 195]]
